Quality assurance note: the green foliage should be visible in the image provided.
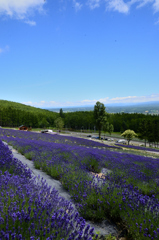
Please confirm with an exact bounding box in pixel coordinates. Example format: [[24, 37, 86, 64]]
[[64, 111, 94, 130], [138, 119, 148, 146], [92, 232, 116, 240], [82, 157, 101, 173], [24, 151, 35, 160], [80, 188, 107, 221], [103, 121, 109, 139], [59, 108, 65, 118], [92, 232, 117, 240], [61, 166, 91, 194], [17, 147, 25, 155], [0, 100, 58, 128], [105, 234, 116, 240], [94, 101, 107, 139], [49, 165, 64, 180], [54, 117, 64, 130], [92, 232, 100, 240], [38, 117, 49, 128], [108, 124, 114, 135], [121, 129, 138, 145], [138, 118, 159, 147]]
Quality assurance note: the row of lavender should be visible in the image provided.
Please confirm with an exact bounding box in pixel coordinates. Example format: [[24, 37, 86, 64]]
[[1, 129, 159, 195], [0, 140, 95, 240], [1, 129, 159, 239], [0, 128, 119, 149], [115, 143, 159, 152], [2, 133, 159, 190]]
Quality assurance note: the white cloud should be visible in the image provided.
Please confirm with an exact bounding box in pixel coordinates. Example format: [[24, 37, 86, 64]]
[[99, 97, 109, 102], [23, 101, 33, 106], [105, 0, 159, 14], [0, 0, 45, 20], [24, 20, 36, 26], [87, 0, 159, 14], [110, 96, 138, 101], [135, 0, 154, 8], [0, 45, 9, 54], [81, 99, 97, 103], [73, 0, 82, 11], [22, 94, 159, 108], [80, 0, 159, 14], [23, 101, 47, 108], [106, 0, 130, 13], [108, 94, 159, 103], [87, 0, 101, 9], [153, 0, 159, 12]]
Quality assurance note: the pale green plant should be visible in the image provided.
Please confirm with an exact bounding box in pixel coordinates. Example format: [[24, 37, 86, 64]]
[[105, 234, 116, 240], [92, 232, 116, 240]]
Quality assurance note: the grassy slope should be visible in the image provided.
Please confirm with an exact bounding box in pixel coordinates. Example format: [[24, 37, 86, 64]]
[[0, 99, 54, 115]]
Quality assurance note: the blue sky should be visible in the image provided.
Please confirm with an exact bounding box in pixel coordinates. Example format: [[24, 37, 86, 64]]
[[0, 0, 159, 108]]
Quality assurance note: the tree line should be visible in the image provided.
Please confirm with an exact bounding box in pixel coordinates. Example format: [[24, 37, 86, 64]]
[[62, 109, 159, 131], [61, 103, 159, 146], [0, 100, 159, 146], [138, 118, 159, 147]]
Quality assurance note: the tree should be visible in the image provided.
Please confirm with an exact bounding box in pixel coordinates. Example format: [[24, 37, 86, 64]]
[[108, 124, 114, 135], [103, 121, 109, 139], [39, 118, 49, 128], [94, 101, 107, 139], [59, 108, 64, 118], [138, 119, 149, 147], [121, 129, 138, 145], [54, 117, 64, 131]]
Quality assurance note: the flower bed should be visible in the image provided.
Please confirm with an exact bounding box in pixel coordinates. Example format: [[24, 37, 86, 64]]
[[0, 128, 120, 149], [0, 140, 95, 240], [1, 129, 159, 239]]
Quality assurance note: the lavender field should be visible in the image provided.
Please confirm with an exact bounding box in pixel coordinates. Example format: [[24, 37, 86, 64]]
[[1, 128, 159, 239], [0, 136, 96, 239]]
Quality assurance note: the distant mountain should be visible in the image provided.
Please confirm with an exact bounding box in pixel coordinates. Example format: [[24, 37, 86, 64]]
[[47, 101, 159, 114], [47, 106, 94, 113]]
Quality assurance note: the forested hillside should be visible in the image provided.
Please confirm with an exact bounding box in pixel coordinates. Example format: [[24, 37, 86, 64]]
[[0, 100, 58, 128]]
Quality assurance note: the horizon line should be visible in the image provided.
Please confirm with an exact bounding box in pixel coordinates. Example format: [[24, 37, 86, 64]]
[[43, 100, 159, 109]]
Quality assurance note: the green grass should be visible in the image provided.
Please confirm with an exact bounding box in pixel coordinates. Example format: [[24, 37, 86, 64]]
[[110, 145, 159, 158], [24, 151, 35, 160], [82, 157, 101, 173], [93, 232, 117, 240]]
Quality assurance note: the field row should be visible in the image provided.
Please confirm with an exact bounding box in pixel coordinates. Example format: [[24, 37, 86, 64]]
[[1, 128, 159, 239], [0, 140, 95, 240]]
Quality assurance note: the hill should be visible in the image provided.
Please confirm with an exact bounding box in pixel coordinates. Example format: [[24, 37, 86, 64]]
[[0, 100, 53, 114], [0, 100, 58, 128]]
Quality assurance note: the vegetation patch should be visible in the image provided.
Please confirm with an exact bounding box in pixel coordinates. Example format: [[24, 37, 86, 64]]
[[1, 128, 159, 239]]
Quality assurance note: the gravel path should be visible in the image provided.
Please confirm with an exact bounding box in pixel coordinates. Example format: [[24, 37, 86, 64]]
[[4, 142, 118, 238]]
